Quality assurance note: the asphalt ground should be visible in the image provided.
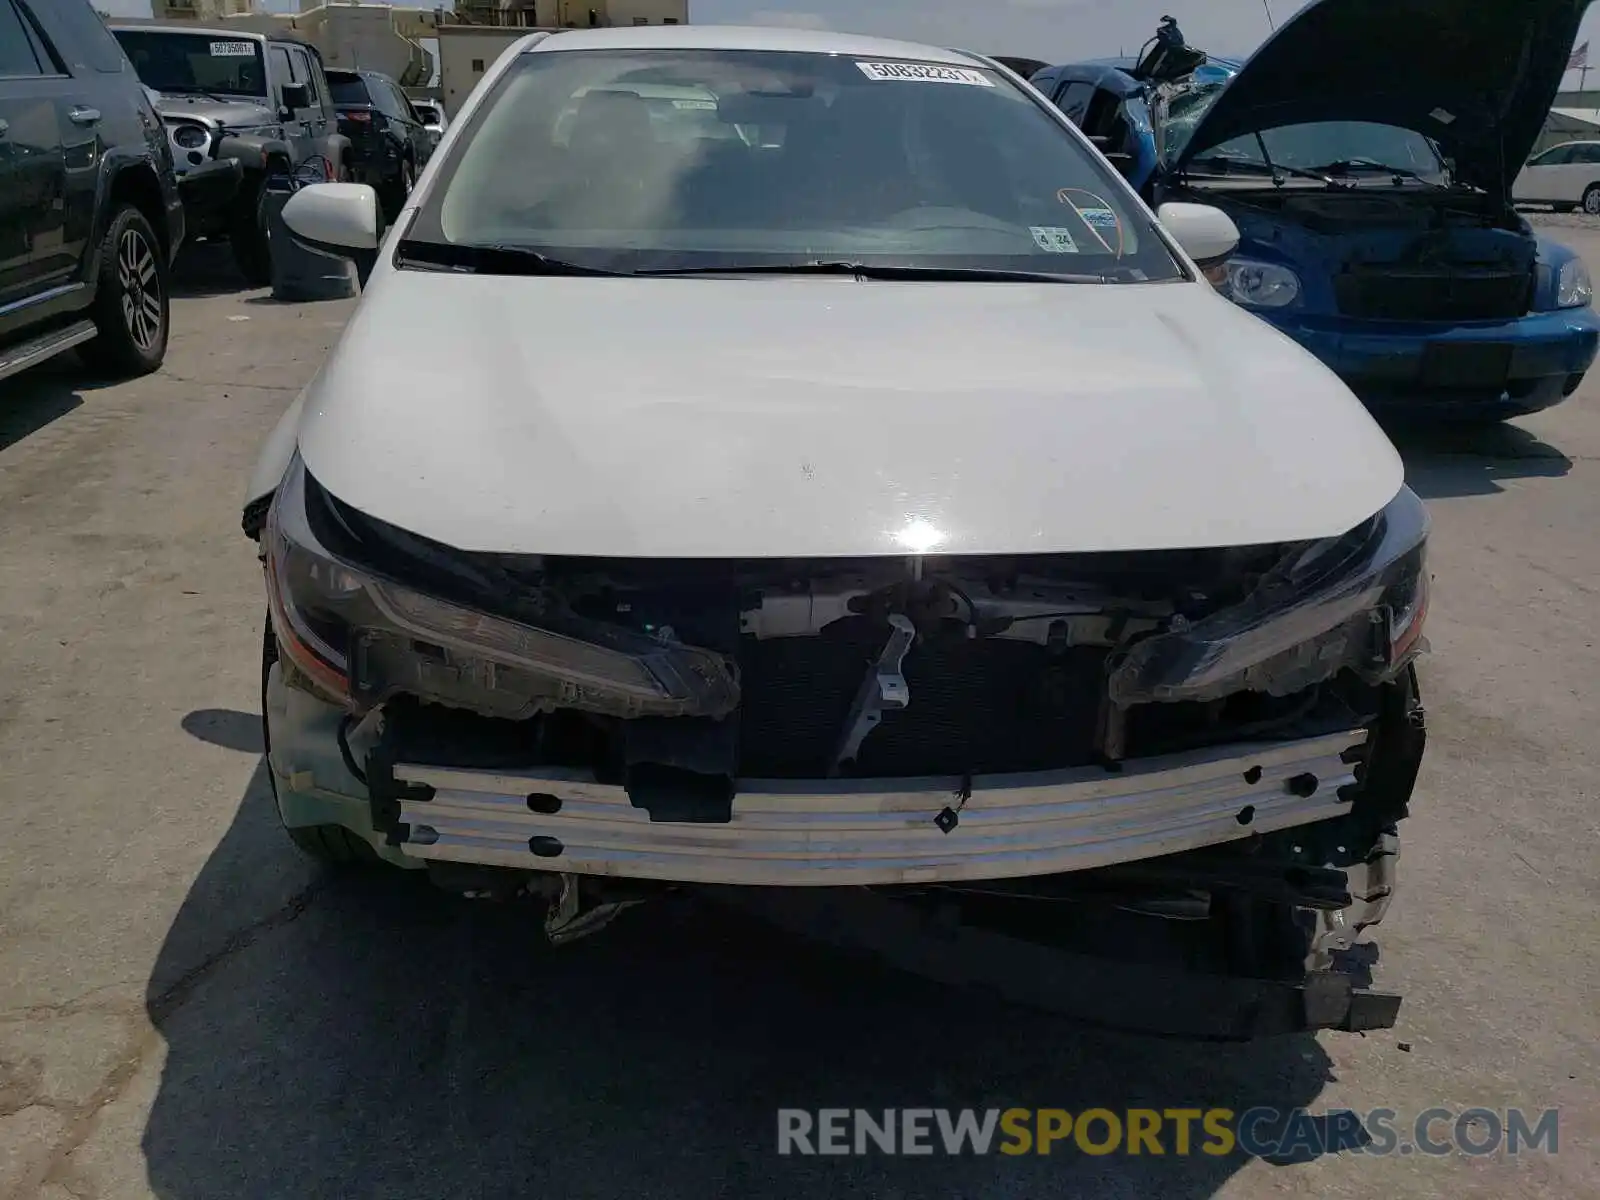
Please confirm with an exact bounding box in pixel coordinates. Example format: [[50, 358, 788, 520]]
[[1, 231, 1596, 1199]]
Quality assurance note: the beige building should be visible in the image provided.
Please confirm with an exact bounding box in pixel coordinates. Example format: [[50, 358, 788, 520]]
[[457, 1, 687, 28], [153, 0, 257, 18], [438, 0, 688, 116]]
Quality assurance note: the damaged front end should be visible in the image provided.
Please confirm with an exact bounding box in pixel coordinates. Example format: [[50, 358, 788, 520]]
[[259, 454, 1430, 1037]]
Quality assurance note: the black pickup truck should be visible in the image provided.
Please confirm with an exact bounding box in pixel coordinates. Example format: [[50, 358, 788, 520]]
[[0, 0, 184, 386]]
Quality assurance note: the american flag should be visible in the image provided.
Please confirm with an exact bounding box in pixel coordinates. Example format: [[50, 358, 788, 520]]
[[1570, 41, 1590, 70]]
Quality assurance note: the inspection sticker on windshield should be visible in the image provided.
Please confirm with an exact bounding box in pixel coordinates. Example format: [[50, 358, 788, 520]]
[[1077, 207, 1119, 230], [209, 40, 256, 56], [856, 61, 995, 86], [1030, 226, 1080, 254], [672, 99, 717, 110]]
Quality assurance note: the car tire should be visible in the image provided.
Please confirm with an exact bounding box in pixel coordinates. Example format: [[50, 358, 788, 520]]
[[1583, 184, 1600, 216], [261, 617, 377, 868], [230, 171, 273, 286], [77, 205, 169, 378]]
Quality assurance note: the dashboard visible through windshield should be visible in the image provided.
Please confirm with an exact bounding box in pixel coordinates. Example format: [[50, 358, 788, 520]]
[[402, 47, 1187, 282], [1158, 79, 1449, 184], [113, 30, 268, 98]]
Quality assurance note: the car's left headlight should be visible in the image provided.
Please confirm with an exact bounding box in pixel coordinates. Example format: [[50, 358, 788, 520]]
[[263, 455, 740, 721], [1109, 486, 1429, 705], [1557, 257, 1593, 308]]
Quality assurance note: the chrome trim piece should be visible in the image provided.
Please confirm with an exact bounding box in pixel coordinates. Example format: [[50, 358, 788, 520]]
[[0, 282, 85, 320], [392, 729, 1367, 886], [0, 320, 97, 384]]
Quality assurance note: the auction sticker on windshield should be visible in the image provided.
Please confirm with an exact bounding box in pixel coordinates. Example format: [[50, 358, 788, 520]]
[[856, 62, 995, 86], [1030, 227, 1080, 254], [209, 41, 256, 56]]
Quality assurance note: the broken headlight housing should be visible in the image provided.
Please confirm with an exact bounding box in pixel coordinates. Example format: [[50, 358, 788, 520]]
[[263, 454, 739, 720], [1109, 486, 1429, 705], [1557, 258, 1593, 309]]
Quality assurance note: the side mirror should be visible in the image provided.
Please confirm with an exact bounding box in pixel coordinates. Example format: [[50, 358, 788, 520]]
[[282, 182, 380, 251], [1156, 201, 1239, 268], [281, 82, 310, 111]]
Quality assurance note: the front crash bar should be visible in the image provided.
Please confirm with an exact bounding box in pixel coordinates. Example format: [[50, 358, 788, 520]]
[[706, 885, 1400, 1041]]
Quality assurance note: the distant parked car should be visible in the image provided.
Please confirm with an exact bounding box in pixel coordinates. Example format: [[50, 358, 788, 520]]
[[325, 68, 433, 220], [1514, 140, 1600, 213], [0, 0, 184, 385], [1040, 0, 1600, 423], [110, 23, 353, 285], [412, 99, 448, 143]]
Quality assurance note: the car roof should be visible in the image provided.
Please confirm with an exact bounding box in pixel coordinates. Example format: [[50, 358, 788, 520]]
[[108, 22, 315, 52], [109, 23, 261, 38], [525, 23, 986, 68]]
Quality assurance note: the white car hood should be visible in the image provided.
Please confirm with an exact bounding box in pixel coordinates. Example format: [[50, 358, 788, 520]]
[[296, 271, 1403, 558]]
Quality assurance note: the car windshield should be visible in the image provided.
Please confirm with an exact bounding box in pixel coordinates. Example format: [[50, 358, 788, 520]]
[[406, 48, 1186, 281], [113, 30, 267, 98], [327, 74, 372, 105], [1160, 78, 1446, 180]]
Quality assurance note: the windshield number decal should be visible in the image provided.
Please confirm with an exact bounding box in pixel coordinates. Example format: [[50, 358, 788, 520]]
[[1030, 226, 1080, 254], [209, 40, 256, 57], [856, 61, 995, 87]]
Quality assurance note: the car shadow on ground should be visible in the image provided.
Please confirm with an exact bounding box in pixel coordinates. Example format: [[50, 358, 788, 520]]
[[0, 357, 113, 453], [1388, 420, 1573, 500], [144, 735, 1348, 1199], [168, 243, 258, 299]]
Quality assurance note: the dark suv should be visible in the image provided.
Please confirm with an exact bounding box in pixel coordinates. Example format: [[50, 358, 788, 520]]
[[110, 23, 352, 285], [0, 0, 184, 385], [325, 68, 432, 220]]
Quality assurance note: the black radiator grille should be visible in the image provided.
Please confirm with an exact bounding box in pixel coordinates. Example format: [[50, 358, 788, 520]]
[[736, 618, 1108, 779], [1333, 267, 1531, 321]]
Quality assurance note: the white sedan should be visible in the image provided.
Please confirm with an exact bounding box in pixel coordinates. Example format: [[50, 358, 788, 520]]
[[245, 25, 1429, 1038], [1514, 139, 1600, 212]]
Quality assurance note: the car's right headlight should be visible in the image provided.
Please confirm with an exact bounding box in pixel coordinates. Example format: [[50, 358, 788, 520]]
[[1109, 486, 1430, 705], [1221, 257, 1303, 309], [169, 122, 209, 150], [263, 455, 739, 721]]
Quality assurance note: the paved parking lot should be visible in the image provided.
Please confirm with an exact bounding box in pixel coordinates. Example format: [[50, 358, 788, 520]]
[[1, 236, 1597, 1200]]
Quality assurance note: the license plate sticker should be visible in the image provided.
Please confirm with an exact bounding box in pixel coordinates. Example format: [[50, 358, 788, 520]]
[[209, 40, 256, 57]]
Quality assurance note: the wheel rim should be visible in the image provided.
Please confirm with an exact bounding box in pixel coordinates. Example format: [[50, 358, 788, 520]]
[[1587, 190, 1600, 214], [117, 228, 162, 352]]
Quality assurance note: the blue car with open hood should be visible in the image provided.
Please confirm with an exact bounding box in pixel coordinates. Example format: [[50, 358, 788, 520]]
[[1035, 0, 1600, 421]]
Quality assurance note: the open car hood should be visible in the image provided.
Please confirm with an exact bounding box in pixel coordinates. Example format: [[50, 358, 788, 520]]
[[1172, 0, 1593, 194]]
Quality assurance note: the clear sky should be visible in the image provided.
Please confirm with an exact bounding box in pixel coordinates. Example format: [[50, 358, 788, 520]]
[[95, 0, 1600, 86]]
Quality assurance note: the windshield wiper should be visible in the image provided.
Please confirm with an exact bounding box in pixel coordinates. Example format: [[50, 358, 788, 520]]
[[394, 240, 626, 276], [1186, 154, 1341, 187], [1309, 159, 1446, 187], [159, 86, 244, 102], [633, 261, 1111, 283]]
